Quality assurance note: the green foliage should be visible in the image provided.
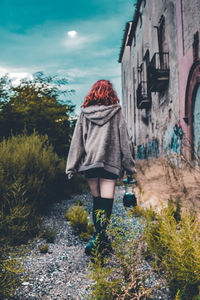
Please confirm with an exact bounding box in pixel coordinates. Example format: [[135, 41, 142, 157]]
[[0, 249, 25, 299], [0, 131, 87, 298], [144, 201, 200, 299], [88, 215, 152, 299], [0, 72, 75, 157], [130, 204, 157, 220], [39, 222, 57, 243], [65, 204, 95, 240], [39, 244, 49, 254], [0, 132, 66, 213], [174, 289, 182, 300], [0, 182, 41, 246]]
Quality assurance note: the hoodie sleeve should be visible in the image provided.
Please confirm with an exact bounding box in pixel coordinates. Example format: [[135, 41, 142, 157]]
[[119, 110, 136, 175], [66, 113, 85, 179]]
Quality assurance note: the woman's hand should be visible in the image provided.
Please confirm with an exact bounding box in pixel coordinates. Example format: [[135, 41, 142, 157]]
[[67, 172, 74, 180]]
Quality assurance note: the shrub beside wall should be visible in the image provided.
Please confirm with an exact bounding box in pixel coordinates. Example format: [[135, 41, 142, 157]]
[[144, 201, 200, 300]]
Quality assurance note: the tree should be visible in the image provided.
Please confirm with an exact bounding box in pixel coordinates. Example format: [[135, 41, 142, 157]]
[[0, 72, 76, 157]]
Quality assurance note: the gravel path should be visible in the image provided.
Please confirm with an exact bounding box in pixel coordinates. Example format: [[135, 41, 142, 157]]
[[11, 186, 171, 300]]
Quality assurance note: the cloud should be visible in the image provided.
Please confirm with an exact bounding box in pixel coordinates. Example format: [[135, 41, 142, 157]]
[[63, 31, 101, 51], [0, 0, 136, 109]]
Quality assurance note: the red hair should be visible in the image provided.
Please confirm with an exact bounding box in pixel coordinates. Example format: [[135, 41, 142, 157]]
[[82, 80, 120, 107]]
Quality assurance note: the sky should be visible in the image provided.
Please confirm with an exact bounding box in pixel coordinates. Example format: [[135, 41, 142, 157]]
[[0, 0, 136, 113]]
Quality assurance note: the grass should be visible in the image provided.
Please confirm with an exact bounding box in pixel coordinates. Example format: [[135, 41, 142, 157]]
[[64, 204, 95, 240]]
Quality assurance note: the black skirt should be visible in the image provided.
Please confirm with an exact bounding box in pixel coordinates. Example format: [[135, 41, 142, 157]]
[[84, 167, 118, 179]]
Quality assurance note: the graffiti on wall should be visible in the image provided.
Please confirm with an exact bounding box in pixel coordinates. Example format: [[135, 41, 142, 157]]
[[171, 123, 183, 154], [137, 123, 183, 160], [137, 137, 159, 159]]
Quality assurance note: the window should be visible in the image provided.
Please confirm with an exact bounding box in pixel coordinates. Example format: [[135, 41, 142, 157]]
[[152, 122, 154, 133], [193, 31, 199, 61], [143, 49, 150, 84], [158, 15, 165, 53], [157, 15, 166, 69]]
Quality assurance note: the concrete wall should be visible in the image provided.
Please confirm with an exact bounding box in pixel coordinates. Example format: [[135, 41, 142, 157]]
[[121, 0, 180, 158], [176, 0, 200, 160]]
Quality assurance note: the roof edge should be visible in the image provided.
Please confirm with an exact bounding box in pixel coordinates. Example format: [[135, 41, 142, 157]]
[[118, 0, 143, 63], [118, 22, 130, 63], [127, 0, 143, 46]]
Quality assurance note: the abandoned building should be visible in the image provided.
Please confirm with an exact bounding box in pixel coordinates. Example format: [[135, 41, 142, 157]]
[[119, 0, 200, 162]]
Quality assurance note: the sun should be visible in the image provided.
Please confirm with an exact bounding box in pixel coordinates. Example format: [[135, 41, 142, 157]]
[[67, 30, 77, 38]]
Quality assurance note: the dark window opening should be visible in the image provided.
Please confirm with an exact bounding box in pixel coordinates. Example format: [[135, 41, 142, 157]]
[[157, 15, 166, 69], [193, 31, 199, 61], [169, 108, 172, 120], [152, 122, 154, 133]]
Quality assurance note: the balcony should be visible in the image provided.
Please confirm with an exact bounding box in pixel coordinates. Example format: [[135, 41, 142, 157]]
[[148, 52, 169, 92], [136, 81, 151, 109]]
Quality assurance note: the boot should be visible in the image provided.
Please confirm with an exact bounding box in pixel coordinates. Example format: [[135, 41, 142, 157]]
[[98, 197, 114, 255], [85, 196, 101, 256], [85, 196, 114, 256]]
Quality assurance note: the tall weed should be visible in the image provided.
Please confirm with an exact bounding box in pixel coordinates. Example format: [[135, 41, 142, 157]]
[[144, 201, 200, 299]]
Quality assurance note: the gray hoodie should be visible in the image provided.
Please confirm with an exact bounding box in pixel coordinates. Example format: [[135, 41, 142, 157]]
[[66, 104, 135, 179]]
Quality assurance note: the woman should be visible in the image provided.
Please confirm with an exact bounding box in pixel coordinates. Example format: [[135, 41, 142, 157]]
[[66, 80, 135, 256]]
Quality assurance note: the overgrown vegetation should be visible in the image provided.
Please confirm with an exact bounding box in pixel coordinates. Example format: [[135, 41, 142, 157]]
[[88, 215, 153, 300], [143, 198, 200, 300], [39, 244, 49, 254], [86, 195, 200, 300], [0, 247, 26, 299], [65, 204, 95, 240], [0, 182, 41, 246], [0, 72, 76, 157], [0, 132, 66, 214], [0, 73, 89, 297], [38, 222, 57, 243]]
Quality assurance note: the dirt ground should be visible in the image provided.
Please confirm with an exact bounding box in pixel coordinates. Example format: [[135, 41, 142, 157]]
[[134, 157, 200, 221]]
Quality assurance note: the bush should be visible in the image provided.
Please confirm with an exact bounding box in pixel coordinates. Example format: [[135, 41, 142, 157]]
[[0, 182, 40, 298], [39, 222, 57, 243], [144, 201, 200, 299], [0, 132, 66, 214], [0, 72, 76, 157], [0, 182, 41, 246], [65, 204, 94, 240], [0, 247, 26, 299], [39, 244, 49, 254]]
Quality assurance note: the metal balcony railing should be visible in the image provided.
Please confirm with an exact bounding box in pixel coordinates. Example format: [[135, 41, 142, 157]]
[[148, 52, 170, 92], [136, 81, 151, 109], [150, 52, 169, 70]]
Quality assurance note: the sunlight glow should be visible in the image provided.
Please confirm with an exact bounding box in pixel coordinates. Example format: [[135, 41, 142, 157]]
[[67, 30, 77, 38]]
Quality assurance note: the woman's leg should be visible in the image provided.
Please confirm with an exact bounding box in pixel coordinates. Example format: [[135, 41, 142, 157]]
[[97, 178, 116, 254], [85, 177, 101, 256], [87, 178, 100, 197], [99, 178, 116, 199], [85, 170, 116, 256]]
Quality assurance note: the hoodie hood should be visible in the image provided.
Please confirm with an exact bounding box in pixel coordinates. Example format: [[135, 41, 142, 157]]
[[81, 104, 121, 126]]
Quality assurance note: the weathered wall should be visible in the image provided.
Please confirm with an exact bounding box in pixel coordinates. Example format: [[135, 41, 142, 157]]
[[176, 0, 200, 160], [181, 0, 200, 55], [121, 0, 180, 158]]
